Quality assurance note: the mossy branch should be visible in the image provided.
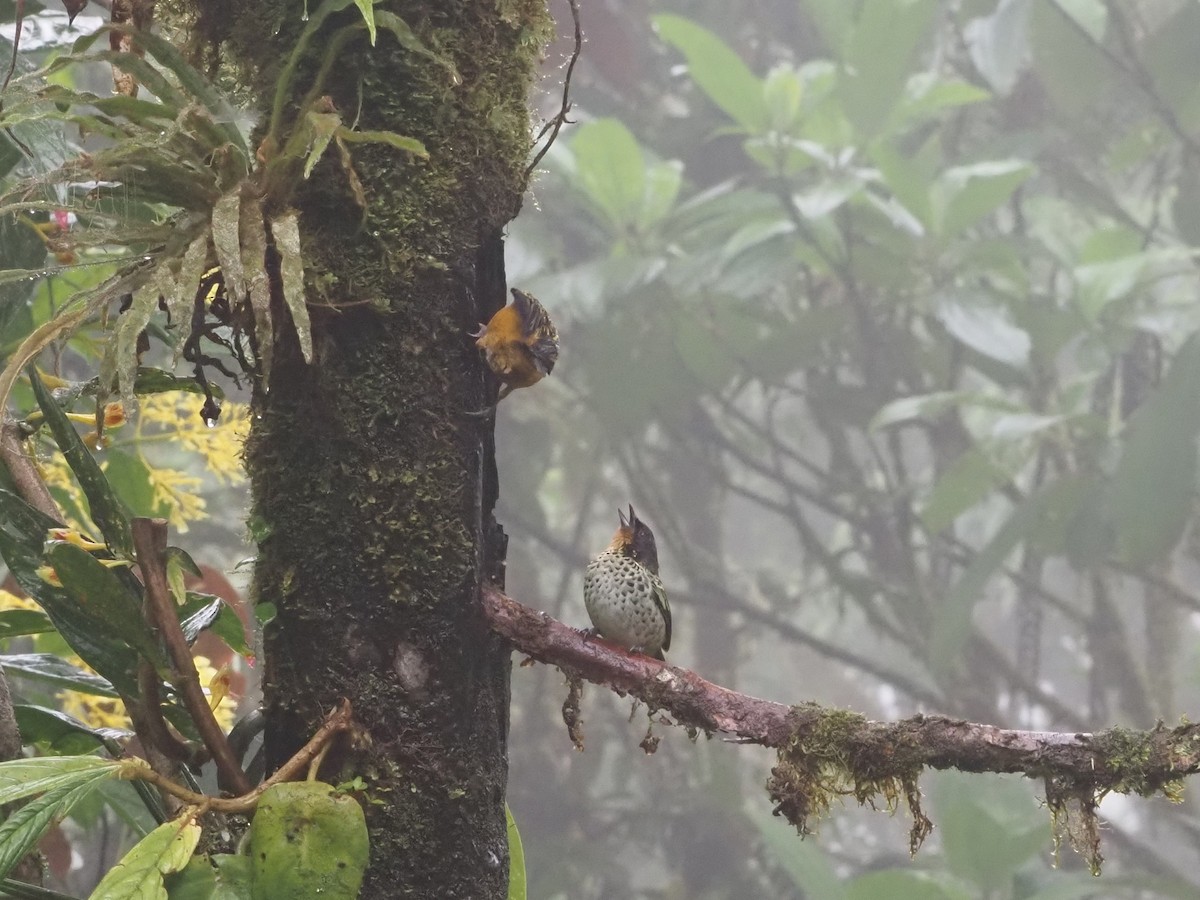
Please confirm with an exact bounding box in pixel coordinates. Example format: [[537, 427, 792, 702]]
[[482, 585, 1200, 873]]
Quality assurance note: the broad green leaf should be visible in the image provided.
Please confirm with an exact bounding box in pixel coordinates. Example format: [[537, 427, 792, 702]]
[[932, 475, 1089, 666], [0, 877, 80, 899], [653, 15, 767, 132], [0, 502, 141, 693], [0, 608, 54, 639], [963, 0, 1031, 94], [763, 65, 803, 132], [165, 547, 202, 608], [353, 0, 377, 44], [935, 294, 1030, 368], [920, 449, 1008, 533], [1143, 2, 1200, 128], [164, 855, 255, 900], [896, 74, 991, 125], [248, 782, 368, 900], [88, 815, 201, 900], [871, 391, 981, 430], [1073, 248, 1195, 321], [934, 160, 1033, 238], [571, 120, 647, 233], [0, 756, 119, 809], [0, 767, 121, 881], [1109, 336, 1200, 565], [749, 806, 846, 898], [29, 369, 133, 557], [270, 212, 313, 364], [13, 705, 128, 755], [47, 543, 164, 667], [506, 805, 526, 900], [932, 772, 1045, 891], [803, 0, 854, 56], [179, 592, 248, 656], [103, 449, 171, 523], [2, 653, 118, 697], [838, 0, 938, 138], [1030, 0, 1117, 115]]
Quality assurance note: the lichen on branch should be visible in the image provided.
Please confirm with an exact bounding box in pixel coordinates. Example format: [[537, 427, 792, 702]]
[[482, 585, 1200, 872]]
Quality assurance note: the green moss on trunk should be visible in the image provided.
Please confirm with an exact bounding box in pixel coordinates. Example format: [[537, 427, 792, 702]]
[[223, 2, 551, 895]]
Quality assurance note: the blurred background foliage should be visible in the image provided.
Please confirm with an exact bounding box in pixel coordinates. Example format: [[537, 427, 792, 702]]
[[501, 0, 1200, 897], [4, 0, 1200, 896]]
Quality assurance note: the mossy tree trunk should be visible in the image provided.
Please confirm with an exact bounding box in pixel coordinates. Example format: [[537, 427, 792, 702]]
[[216, 2, 551, 895]]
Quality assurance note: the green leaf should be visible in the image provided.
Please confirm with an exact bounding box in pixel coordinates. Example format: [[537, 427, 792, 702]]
[[932, 772, 1045, 891], [653, 15, 767, 131], [1030, 0, 1117, 115], [506, 805, 526, 900], [165, 547, 201, 608], [13, 704, 128, 755], [932, 476, 1089, 667], [935, 294, 1030, 368], [0, 609, 54, 639], [336, 128, 427, 158], [838, 0, 938, 138], [270, 212, 313, 364], [29, 368, 133, 557], [1073, 248, 1195, 321], [47, 543, 164, 668], [963, 0, 1032, 94], [353, 0, 377, 44], [1143, 2, 1200, 128], [103, 449, 171, 522], [248, 782, 368, 900], [0, 491, 138, 693], [934, 160, 1033, 238], [0, 764, 121, 881], [2, 653, 118, 697], [1109, 336, 1200, 565], [88, 815, 201, 900], [0, 755, 119, 809], [749, 806, 846, 898], [179, 592, 248, 657], [571, 120, 647, 232], [920, 449, 1008, 533], [373, 11, 459, 82], [0, 876, 80, 899]]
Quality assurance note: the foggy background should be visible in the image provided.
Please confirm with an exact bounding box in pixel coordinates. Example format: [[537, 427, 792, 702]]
[[499, 1, 1200, 897]]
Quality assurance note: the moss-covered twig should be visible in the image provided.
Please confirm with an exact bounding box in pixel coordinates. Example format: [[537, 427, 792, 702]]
[[482, 584, 1200, 872], [123, 699, 354, 814]]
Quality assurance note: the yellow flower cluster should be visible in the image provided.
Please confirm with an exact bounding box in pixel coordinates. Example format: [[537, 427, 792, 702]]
[[35, 392, 250, 533], [135, 393, 249, 485], [58, 654, 239, 733], [0, 589, 41, 613]]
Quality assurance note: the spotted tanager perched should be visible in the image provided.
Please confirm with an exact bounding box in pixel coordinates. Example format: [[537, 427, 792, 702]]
[[584, 505, 672, 660]]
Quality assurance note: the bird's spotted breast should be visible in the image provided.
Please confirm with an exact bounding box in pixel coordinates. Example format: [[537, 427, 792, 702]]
[[583, 550, 668, 655]]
